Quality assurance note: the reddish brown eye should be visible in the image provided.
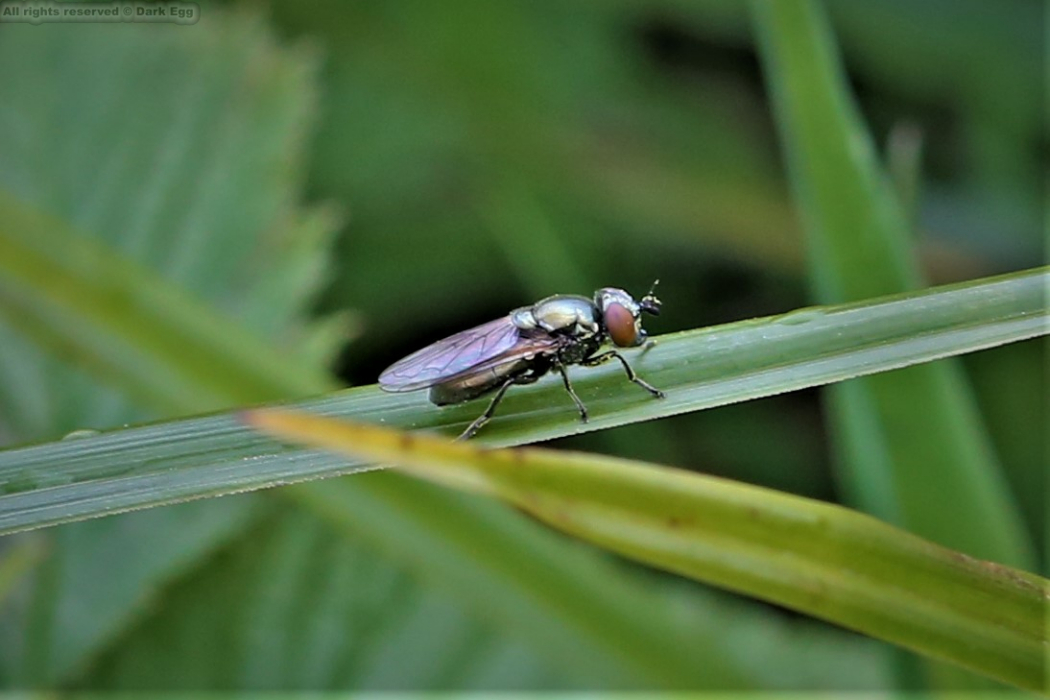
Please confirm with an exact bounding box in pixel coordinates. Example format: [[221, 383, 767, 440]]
[[605, 303, 637, 347]]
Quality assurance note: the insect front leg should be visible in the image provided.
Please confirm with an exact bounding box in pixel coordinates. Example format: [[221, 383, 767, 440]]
[[555, 363, 590, 422], [582, 350, 665, 399]]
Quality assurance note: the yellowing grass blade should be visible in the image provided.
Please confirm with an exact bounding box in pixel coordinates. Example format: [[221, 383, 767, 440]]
[[243, 409, 1049, 692]]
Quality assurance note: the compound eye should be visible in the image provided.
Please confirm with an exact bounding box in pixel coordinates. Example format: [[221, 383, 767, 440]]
[[605, 302, 639, 347]]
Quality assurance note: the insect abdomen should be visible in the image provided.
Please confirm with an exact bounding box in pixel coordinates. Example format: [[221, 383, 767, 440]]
[[428, 359, 530, 406]]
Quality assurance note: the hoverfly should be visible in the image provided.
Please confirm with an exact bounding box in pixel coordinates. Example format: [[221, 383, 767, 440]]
[[379, 284, 665, 439]]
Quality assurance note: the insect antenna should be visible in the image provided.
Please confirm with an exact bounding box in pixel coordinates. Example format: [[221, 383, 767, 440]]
[[640, 279, 661, 316]]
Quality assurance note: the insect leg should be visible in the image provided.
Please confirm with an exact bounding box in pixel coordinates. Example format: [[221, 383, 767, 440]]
[[457, 377, 516, 441], [555, 363, 589, 422], [582, 350, 665, 399]]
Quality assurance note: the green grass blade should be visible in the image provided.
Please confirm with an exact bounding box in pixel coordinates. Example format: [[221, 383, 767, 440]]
[[243, 411, 1050, 692], [751, 0, 1035, 573], [0, 267, 1044, 535]]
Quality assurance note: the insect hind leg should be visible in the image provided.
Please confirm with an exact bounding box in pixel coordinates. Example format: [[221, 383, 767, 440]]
[[456, 372, 542, 441], [582, 350, 665, 399], [456, 379, 514, 441]]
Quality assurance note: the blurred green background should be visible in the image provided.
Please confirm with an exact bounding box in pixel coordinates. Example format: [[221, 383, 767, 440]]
[[0, 0, 1044, 691]]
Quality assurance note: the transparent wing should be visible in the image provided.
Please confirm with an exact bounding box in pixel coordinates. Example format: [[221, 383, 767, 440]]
[[379, 316, 557, 392]]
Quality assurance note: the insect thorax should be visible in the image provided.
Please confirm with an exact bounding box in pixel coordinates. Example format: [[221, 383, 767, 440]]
[[511, 295, 600, 338], [557, 334, 601, 365]]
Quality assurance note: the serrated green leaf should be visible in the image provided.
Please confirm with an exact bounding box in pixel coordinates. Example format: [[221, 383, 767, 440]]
[[0, 193, 336, 414], [0, 16, 338, 439], [0, 13, 339, 686]]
